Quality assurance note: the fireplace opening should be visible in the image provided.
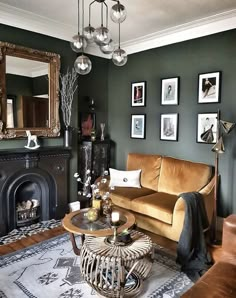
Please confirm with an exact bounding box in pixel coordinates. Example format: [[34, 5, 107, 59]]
[[15, 180, 41, 227]]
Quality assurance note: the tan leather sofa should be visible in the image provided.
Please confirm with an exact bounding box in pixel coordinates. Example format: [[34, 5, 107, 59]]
[[109, 153, 215, 242]]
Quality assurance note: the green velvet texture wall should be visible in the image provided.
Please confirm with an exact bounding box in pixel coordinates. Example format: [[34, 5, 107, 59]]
[[108, 29, 236, 217]]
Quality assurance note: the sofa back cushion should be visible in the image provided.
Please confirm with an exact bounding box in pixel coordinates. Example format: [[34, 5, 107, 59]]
[[158, 156, 212, 195], [127, 153, 162, 191]]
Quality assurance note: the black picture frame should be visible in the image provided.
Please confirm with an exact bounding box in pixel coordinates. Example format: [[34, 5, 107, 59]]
[[198, 71, 221, 103], [130, 114, 146, 139], [197, 112, 217, 143], [131, 81, 146, 107], [161, 77, 179, 105], [160, 113, 179, 141]]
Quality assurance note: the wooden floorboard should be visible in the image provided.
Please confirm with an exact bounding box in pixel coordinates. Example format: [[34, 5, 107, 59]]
[[0, 226, 66, 256], [0, 226, 221, 261]]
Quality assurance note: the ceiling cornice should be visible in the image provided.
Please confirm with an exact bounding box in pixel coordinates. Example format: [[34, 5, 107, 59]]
[[0, 3, 236, 59]]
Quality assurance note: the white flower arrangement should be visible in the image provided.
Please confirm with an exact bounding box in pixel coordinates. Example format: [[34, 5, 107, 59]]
[[74, 169, 92, 198]]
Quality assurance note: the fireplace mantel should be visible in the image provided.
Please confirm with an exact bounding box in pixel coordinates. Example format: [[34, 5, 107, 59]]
[[0, 147, 71, 236]]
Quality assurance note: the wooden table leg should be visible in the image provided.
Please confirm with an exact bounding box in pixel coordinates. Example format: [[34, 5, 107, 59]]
[[69, 232, 85, 256]]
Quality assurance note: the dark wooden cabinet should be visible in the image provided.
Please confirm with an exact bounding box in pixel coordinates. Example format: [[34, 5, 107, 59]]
[[78, 140, 110, 183]]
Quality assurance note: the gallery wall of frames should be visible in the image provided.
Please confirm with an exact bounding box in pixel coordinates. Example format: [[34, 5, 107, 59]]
[[130, 72, 220, 144]]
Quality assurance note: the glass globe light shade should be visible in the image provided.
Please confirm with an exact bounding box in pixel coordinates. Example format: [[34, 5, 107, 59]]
[[100, 39, 114, 54], [74, 54, 92, 75], [110, 3, 127, 23], [112, 48, 128, 66], [84, 26, 95, 43], [94, 26, 111, 46], [70, 34, 88, 52]]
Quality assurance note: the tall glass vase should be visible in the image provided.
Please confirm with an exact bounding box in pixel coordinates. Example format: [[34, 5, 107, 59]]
[[64, 126, 70, 147]]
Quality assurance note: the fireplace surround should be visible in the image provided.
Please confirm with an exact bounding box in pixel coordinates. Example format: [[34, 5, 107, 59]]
[[0, 147, 70, 236]]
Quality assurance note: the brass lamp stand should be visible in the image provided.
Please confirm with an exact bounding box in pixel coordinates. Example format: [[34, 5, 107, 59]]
[[211, 110, 235, 244]]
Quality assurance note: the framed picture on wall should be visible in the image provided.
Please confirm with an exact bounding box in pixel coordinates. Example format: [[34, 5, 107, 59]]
[[80, 112, 96, 138], [198, 71, 221, 103], [131, 81, 146, 107], [197, 112, 217, 143], [160, 113, 178, 141], [161, 77, 179, 105], [131, 114, 146, 139]]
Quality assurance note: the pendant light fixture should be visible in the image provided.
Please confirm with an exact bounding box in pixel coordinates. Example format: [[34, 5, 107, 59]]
[[112, 22, 127, 66], [71, 0, 128, 74], [74, 0, 92, 75], [70, 0, 87, 52]]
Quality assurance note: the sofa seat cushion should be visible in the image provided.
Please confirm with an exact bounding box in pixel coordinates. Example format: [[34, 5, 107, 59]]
[[130, 192, 178, 224], [158, 156, 212, 195], [110, 187, 155, 210]]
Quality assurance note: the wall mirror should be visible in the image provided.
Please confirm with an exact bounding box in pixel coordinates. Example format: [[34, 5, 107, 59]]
[[0, 41, 61, 139]]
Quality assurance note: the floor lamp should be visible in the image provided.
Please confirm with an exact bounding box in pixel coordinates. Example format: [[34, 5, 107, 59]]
[[211, 110, 235, 244]]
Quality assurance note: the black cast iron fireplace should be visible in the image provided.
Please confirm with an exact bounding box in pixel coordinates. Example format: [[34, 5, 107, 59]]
[[0, 147, 70, 236]]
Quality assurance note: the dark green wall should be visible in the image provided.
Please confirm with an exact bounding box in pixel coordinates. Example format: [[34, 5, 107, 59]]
[[0, 24, 78, 201], [78, 56, 109, 138], [108, 29, 236, 217], [0, 24, 109, 204]]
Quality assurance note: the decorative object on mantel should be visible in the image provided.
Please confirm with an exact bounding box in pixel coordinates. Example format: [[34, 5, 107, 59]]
[[24, 130, 40, 150], [71, 0, 128, 75], [59, 68, 78, 147], [100, 122, 105, 141], [210, 109, 235, 244]]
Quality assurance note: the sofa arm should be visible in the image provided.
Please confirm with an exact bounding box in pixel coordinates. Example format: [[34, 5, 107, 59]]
[[170, 178, 215, 241], [199, 176, 215, 225]]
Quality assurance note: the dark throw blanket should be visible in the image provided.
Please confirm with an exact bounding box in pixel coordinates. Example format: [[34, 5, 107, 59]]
[[176, 192, 213, 282]]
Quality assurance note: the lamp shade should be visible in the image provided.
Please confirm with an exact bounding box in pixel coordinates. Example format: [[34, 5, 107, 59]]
[[74, 54, 92, 75], [70, 34, 88, 52], [112, 48, 128, 66], [212, 136, 225, 154], [220, 120, 235, 134], [110, 3, 127, 23]]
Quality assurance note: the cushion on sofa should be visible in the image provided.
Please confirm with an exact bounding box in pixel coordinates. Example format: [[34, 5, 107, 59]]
[[130, 192, 179, 224], [158, 156, 212, 195], [127, 153, 162, 191], [110, 187, 156, 210], [109, 168, 141, 188]]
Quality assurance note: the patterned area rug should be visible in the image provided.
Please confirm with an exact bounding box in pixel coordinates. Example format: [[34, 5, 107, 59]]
[[0, 219, 61, 245], [0, 233, 193, 298]]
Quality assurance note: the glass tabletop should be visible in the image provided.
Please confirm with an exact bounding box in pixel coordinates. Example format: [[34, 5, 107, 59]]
[[62, 207, 136, 237], [71, 209, 126, 232]]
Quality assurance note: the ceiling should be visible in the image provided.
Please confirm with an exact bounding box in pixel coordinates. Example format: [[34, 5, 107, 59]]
[[0, 0, 236, 57]]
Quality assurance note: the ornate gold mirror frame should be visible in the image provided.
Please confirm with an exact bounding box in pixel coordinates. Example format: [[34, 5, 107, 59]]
[[0, 41, 61, 139]]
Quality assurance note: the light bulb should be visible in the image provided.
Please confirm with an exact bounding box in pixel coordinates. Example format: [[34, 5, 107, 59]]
[[74, 54, 92, 75], [112, 48, 128, 66], [100, 39, 114, 54], [94, 26, 111, 46], [70, 34, 88, 52], [84, 26, 95, 43], [110, 3, 127, 23]]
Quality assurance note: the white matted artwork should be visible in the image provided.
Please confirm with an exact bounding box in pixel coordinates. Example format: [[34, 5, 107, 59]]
[[160, 113, 178, 141], [161, 77, 179, 105], [198, 72, 221, 103], [131, 81, 146, 107], [131, 114, 146, 139], [197, 113, 217, 143]]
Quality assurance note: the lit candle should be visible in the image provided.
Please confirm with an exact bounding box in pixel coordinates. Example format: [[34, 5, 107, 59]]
[[111, 211, 120, 223]]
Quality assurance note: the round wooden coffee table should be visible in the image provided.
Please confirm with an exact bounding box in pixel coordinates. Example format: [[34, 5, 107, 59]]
[[62, 207, 136, 255]]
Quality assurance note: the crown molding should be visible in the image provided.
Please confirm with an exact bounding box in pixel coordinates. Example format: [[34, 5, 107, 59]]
[[122, 9, 236, 55], [0, 3, 236, 59]]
